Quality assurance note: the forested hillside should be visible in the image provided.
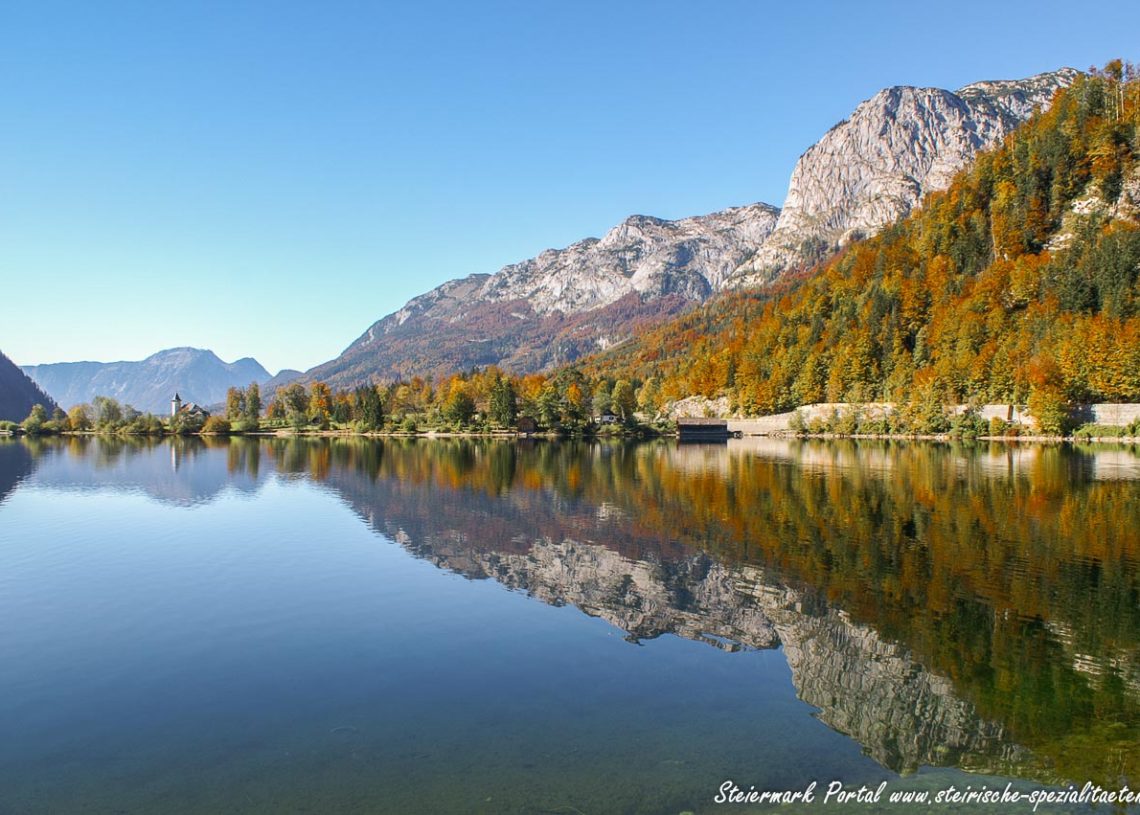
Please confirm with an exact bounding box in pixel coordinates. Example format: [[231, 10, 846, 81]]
[[586, 64, 1140, 431], [0, 351, 57, 423]]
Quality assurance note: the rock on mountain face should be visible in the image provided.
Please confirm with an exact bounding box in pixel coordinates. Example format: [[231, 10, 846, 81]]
[[306, 68, 1076, 386], [23, 348, 272, 414], [0, 350, 58, 422], [732, 68, 1080, 284], [306, 203, 780, 386], [478, 204, 783, 313]]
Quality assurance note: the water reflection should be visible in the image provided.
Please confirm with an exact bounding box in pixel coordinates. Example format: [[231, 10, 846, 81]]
[[0, 439, 36, 506], [12, 436, 1140, 790], [313, 437, 1140, 787], [22, 436, 266, 506]]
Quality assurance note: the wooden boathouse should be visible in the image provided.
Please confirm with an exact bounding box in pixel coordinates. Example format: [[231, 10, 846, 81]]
[[677, 417, 731, 442]]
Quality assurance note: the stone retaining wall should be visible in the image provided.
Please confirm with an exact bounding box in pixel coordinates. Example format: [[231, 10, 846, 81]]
[[724, 402, 1140, 436]]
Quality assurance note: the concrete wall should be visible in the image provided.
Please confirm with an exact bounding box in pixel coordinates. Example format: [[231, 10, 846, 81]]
[[1078, 404, 1140, 426], [725, 402, 1140, 436], [727, 414, 796, 436], [727, 403, 894, 435], [957, 404, 1034, 425]]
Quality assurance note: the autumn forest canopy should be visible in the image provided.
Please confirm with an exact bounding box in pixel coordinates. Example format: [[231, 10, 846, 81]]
[[584, 63, 1140, 431]]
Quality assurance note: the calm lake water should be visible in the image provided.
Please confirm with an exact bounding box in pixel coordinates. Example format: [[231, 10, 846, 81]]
[[0, 436, 1137, 814]]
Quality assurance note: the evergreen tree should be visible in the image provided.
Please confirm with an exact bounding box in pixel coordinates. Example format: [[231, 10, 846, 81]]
[[355, 385, 384, 430], [489, 376, 518, 428]]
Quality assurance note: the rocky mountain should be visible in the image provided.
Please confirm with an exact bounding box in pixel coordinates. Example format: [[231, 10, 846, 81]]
[[303, 67, 1076, 386], [732, 68, 1080, 284], [304, 203, 780, 386], [23, 348, 272, 414], [0, 350, 58, 423]]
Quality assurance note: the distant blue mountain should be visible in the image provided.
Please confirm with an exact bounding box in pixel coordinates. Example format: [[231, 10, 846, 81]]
[[23, 348, 273, 414], [261, 368, 302, 393]]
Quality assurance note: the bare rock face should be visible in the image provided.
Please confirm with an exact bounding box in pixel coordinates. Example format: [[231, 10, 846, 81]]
[[481, 204, 782, 314], [374, 204, 781, 330], [732, 69, 1080, 285], [1047, 164, 1140, 251], [305, 204, 779, 385]]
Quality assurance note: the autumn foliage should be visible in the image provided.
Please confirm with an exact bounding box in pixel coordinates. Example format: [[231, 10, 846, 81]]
[[583, 64, 1140, 429]]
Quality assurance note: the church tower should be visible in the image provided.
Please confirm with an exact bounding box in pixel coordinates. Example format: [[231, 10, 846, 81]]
[[171, 393, 182, 418]]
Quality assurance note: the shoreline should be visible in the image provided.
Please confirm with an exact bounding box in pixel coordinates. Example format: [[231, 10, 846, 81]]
[[768, 431, 1140, 444], [3, 428, 1139, 445]]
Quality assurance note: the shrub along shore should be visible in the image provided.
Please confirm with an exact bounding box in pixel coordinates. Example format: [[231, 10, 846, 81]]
[[5, 404, 1140, 444], [4, 385, 1139, 443]]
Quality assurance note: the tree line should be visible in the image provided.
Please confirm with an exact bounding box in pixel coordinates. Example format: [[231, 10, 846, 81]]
[[4, 371, 666, 436], [261, 367, 662, 434], [3, 385, 263, 436]]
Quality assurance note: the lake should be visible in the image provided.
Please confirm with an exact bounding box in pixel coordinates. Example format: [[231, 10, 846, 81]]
[[0, 436, 1137, 813]]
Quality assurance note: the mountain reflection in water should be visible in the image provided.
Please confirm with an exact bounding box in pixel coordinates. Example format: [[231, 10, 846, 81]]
[[7, 435, 1139, 791]]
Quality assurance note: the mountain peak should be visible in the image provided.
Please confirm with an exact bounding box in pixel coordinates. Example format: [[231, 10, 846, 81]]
[[146, 347, 218, 363], [955, 66, 1080, 99], [731, 66, 1079, 286]]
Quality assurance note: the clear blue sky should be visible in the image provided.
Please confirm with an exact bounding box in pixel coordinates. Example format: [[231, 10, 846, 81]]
[[2, 1, 1137, 375]]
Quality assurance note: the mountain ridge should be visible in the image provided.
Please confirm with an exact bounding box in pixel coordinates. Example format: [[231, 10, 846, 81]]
[[305, 202, 780, 386], [294, 67, 1077, 388], [23, 347, 273, 414]]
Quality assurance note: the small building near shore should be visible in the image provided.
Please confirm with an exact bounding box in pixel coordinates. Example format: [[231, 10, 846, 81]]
[[171, 393, 210, 420], [677, 417, 730, 442]]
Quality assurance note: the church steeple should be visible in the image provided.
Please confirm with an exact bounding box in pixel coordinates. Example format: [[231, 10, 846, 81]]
[[171, 393, 182, 417]]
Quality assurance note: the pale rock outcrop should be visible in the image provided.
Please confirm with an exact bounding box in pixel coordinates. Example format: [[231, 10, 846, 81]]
[[1047, 164, 1140, 251], [379, 203, 782, 326], [732, 69, 1081, 285]]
